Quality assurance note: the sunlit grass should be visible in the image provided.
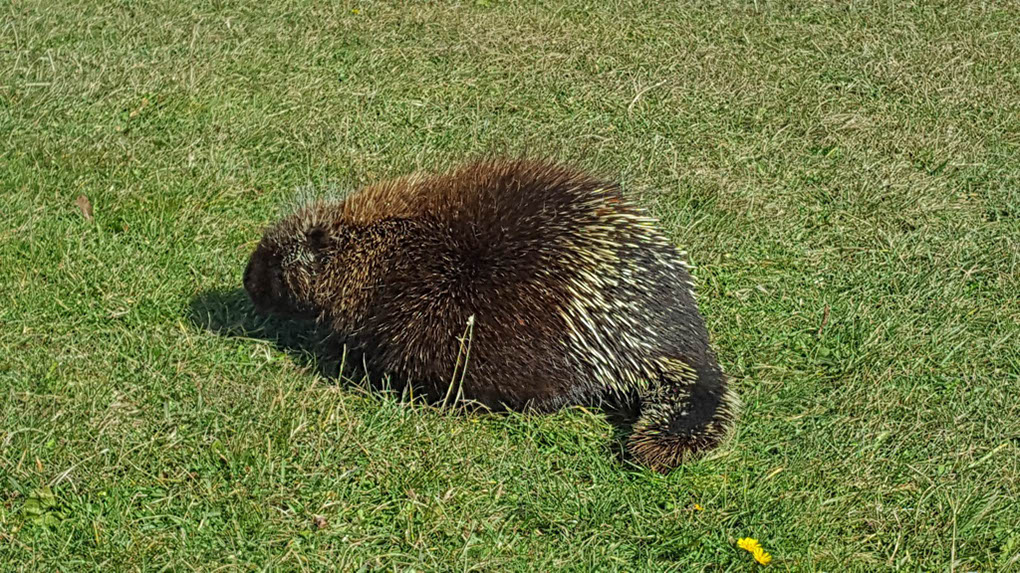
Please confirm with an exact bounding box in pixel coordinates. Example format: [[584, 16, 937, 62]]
[[2, 1, 1018, 570]]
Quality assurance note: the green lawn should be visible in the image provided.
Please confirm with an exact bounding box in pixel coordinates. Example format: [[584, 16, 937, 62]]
[[2, 1, 1019, 570]]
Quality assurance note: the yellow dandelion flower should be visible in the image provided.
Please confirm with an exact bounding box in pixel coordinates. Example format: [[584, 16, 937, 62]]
[[737, 538, 772, 566], [693, 503, 704, 511], [351, 8, 360, 14]]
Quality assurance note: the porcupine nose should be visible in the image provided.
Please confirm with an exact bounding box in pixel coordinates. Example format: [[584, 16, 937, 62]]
[[242, 257, 257, 298], [243, 248, 280, 314], [242, 254, 263, 309]]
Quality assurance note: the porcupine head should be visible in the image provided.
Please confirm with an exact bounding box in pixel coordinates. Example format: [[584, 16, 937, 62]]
[[243, 203, 334, 320]]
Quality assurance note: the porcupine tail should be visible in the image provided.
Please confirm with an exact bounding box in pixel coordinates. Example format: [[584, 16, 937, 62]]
[[628, 356, 739, 472]]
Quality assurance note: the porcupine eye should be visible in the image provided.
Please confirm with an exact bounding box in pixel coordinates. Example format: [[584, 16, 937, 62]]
[[298, 224, 337, 279], [305, 225, 328, 253]]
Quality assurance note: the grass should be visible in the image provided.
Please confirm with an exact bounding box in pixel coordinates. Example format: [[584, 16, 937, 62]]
[[2, 0, 1019, 570]]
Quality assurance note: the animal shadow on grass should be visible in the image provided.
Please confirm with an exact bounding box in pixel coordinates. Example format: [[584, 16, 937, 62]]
[[188, 287, 641, 466], [188, 287, 344, 380]]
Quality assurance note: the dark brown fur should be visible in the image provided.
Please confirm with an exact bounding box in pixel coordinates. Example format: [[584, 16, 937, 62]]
[[244, 159, 737, 471]]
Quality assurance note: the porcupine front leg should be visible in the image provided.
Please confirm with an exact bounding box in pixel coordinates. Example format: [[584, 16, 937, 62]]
[[628, 357, 739, 472]]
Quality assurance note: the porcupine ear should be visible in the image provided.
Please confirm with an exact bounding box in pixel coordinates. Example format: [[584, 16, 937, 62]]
[[304, 224, 330, 253]]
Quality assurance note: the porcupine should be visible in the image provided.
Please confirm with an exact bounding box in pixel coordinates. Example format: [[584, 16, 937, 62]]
[[243, 159, 737, 471]]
